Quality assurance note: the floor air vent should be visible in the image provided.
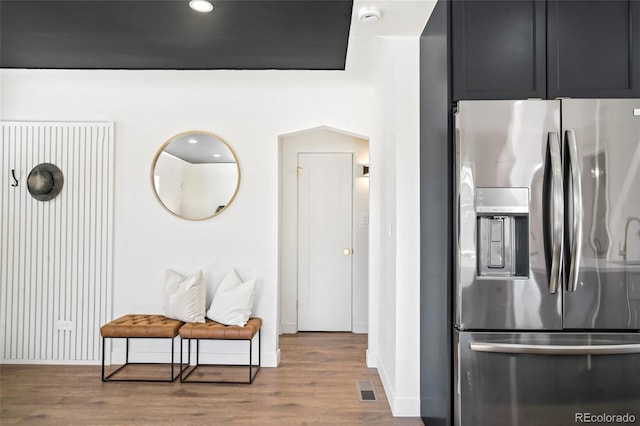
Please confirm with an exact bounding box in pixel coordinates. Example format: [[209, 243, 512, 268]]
[[356, 380, 377, 402]]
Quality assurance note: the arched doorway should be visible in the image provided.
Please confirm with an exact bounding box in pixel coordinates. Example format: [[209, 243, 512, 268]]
[[278, 126, 370, 334]]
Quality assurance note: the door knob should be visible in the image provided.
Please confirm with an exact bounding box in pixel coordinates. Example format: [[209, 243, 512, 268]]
[[343, 248, 352, 255]]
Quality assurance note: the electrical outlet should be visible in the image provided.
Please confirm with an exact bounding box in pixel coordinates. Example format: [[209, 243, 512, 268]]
[[56, 320, 73, 331]]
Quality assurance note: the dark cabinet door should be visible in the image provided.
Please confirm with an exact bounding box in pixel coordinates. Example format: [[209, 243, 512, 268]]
[[451, 0, 546, 100], [547, 0, 640, 98]]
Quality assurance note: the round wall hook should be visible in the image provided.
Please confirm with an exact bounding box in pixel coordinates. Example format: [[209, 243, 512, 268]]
[[27, 163, 64, 201]]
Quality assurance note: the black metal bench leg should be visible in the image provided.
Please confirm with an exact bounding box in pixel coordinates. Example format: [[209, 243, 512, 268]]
[[102, 336, 184, 383], [180, 337, 192, 383], [170, 336, 175, 381], [179, 327, 261, 384], [249, 338, 253, 384], [102, 337, 106, 381], [250, 329, 261, 384]]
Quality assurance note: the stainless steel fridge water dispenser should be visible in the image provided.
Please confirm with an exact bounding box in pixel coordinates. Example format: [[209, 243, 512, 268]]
[[476, 187, 529, 278]]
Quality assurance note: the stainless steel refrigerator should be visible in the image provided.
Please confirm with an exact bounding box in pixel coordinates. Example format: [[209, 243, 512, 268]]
[[454, 99, 640, 426]]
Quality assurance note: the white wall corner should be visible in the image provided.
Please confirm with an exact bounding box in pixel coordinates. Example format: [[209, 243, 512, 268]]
[[378, 354, 420, 417], [377, 352, 421, 417], [392, 35, 422, 419], [353, 322, 369, 334], [263, 349, 280, 368], [366, 348, 378, 368], [280, 322, 298, 334], [376, 356, 395, 413], [390, 396, 422, 417]]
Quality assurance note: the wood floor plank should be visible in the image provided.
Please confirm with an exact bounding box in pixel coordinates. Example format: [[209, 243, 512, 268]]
[[0, 332, 423, 425]]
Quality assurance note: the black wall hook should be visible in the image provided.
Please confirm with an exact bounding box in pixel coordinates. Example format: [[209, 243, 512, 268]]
[[11, 169, 19, 187]]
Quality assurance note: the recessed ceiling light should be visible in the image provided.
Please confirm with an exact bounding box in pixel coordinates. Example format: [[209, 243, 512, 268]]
[[358, 6, 382, 23], [213, 154, 221, 158], [188, 138, 198, 144], [189, 0, 214, 13]]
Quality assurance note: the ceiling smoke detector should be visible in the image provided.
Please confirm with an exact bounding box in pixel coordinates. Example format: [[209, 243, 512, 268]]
[[358, 6, 381, 23]]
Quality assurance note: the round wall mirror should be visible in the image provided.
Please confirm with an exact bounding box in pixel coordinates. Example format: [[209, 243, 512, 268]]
[[151, 131, 240, 220]]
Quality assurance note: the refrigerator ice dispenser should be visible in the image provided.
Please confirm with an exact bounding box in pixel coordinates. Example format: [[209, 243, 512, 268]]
[[476, 187, 529, 278]]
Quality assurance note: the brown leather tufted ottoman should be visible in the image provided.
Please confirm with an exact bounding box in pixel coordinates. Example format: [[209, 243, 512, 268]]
[[100, 314, 187, 382], [179, 317, 262, 384]]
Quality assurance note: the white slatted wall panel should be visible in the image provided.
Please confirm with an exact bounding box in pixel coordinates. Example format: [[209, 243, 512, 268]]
[[1, 122, 114, 364]]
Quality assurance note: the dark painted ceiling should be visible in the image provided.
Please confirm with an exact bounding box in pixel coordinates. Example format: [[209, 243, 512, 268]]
[[0, 0, 353, 70]]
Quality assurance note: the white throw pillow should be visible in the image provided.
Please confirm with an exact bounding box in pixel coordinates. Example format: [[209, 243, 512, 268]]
[[207, 275, 256, 327], [217, 268, 243, 293], [163, 269, 206, 323]]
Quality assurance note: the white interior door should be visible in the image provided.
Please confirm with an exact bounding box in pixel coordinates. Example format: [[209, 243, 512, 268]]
[[297, 152, 352, 331]]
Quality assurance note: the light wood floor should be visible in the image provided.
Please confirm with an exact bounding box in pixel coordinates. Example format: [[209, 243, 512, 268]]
[[1, 332, 424, 425]]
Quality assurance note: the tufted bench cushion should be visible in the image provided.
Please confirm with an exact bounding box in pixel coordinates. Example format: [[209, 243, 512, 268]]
[[179, 318, 262, 340], [100, 314, 184, 339], [100, 314, 186, 382], [179, 317, 262, 384]]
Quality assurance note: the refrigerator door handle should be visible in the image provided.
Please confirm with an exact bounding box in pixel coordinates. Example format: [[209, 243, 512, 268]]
[[546, 132, 564, 294], [470, 341, 640, 355], [565, 129, 583, 292]]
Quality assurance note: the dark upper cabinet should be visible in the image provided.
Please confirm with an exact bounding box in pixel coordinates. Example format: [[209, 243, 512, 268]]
[[452, 0, 547, 100], [547, 0, 640, 98], [452, 0, 640, 101]]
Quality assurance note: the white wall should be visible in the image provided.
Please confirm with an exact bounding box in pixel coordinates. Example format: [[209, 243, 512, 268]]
[[361, 35, 422, 416], [391, 38, 422, 416], [0, 32, 422, 415], [0, 69, 377, 369]]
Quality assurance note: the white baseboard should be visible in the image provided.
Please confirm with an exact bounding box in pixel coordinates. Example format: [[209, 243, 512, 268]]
[[0, 358, 101, 365], [377, 357, 394, 412], [366, 348, 378, 368], [376, 356, 420, 417], [281, 323, 368, 334], [280, 322, 298, 334], [110, 351, 181, 365], [110, 350, 280, 368], [391, 397, 421, 417], [352, 322, 368, 334]]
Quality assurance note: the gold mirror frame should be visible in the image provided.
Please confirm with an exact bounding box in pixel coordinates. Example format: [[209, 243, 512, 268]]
[[150, 131, 241, 220]]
